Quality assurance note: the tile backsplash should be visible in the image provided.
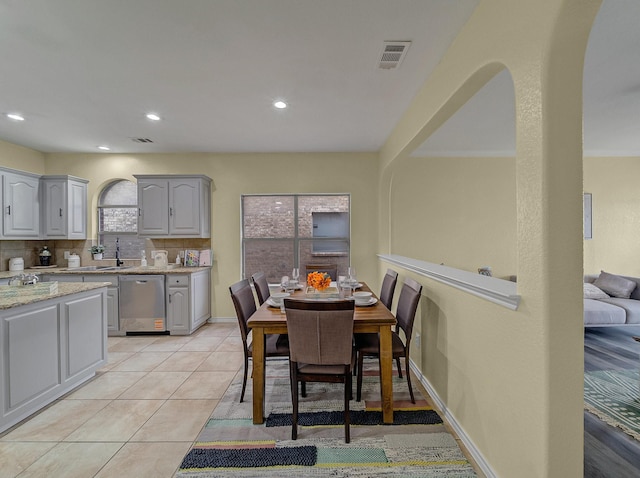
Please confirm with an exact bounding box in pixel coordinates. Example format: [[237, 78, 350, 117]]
[[0, 238, 212, 271]]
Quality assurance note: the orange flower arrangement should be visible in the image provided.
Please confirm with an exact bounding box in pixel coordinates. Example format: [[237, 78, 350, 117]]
[[307, 271, 331, 291]]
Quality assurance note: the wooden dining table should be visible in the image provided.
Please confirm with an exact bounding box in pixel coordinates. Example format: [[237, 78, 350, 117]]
[[246, 283, 397, 424]]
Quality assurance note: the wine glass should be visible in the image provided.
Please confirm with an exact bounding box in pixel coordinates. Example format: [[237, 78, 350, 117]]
[[291, 268, 300, 289], [348, 267, 357, 286]]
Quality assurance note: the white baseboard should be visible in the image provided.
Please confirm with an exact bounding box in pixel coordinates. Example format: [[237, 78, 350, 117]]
[[409, 359, 496, 478], [207, 317, 235, 323]]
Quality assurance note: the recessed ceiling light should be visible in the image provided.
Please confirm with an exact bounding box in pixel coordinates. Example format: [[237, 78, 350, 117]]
[[97, 145, 111, 151], [146, 113, 161, 121], [273, 101, 287, 109], [6, 113, 24, 121]]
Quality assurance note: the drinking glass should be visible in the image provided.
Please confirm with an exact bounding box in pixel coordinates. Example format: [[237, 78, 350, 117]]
[[291, 268, 300, 289], [348, 267, 357, 286]]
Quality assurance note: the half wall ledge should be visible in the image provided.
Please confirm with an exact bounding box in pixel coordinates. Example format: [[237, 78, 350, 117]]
[[378, 254, 520, 311]]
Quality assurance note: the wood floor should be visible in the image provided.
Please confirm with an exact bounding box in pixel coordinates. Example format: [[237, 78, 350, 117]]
[[584, 325, 640, 477]]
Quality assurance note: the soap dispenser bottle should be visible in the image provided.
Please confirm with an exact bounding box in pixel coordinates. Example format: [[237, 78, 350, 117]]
[[140, 250, 147, 267]]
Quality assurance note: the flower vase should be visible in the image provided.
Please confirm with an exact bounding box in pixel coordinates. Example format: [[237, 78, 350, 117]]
[[93, 253, 103, 260]]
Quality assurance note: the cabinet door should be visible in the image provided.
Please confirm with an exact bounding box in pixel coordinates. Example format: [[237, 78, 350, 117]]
[[3, 172, 40, 237], [68, 180, 87, 239], [190, 270, 211, 332], [167, 286, 189, 333], [169, 179, 200, 235], [138, 180, 169, 235], [105, 288, 119, 334], [84, 275, 119, 333], [43, 180, 66, 237]]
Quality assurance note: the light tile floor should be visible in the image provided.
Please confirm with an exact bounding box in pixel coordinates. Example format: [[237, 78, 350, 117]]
[[0, 322, 241, 478], [0, 321, 484, 478]]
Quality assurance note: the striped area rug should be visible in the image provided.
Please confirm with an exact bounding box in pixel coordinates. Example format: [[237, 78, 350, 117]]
[[584, 369, 640, 441], [176, 359, 477, 477]]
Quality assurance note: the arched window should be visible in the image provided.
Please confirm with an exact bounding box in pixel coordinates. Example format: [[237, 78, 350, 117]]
[[97, 180, 145, 259]]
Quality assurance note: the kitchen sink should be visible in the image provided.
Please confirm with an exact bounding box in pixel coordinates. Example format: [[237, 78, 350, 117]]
[[66, 266, 133, 271]]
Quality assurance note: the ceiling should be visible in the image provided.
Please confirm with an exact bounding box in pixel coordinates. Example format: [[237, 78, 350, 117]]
[[0, 0, 637, 157]]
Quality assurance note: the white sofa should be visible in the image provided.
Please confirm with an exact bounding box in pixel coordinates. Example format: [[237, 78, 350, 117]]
[[584, 272, 640, 326]]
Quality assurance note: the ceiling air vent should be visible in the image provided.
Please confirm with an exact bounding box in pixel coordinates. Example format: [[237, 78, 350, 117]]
[[130, 137, 154, 143], [378, 41, 411, 70]]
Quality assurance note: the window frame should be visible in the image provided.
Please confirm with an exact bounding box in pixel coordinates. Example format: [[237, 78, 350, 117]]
[[241, 193, 351, 281]]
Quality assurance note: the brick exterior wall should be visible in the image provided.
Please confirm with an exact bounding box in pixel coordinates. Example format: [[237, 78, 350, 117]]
[[243, 195, 350, 283]]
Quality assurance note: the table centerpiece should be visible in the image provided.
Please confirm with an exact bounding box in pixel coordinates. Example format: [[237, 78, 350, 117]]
[[306, 271, 339, 299]]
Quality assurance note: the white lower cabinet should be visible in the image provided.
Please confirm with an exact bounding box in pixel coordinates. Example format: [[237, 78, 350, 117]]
[[0, 287, 107, 433], [166, 269, 211, 335], [83, 275, 120, 336], [42, 270, 211, 336]]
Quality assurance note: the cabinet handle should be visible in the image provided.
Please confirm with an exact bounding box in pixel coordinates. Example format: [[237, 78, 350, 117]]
[[6, 205, 10, 215], [169, 207, 173, 216], [168, 293, 172, 303], [138, 208, 142, 216], [59, 208, 63, 217]]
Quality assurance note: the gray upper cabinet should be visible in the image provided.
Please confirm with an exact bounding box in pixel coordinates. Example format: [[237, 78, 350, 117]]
[[2, 170, 40, 238], [135, 175, 211, 238], [41, 176, 88, 239]]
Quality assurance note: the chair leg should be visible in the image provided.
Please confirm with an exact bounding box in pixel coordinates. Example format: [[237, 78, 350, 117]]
[[405, 356, 415, 403], [301, 381, 307, 397], [240, 354, 249, 403], [345, 369, 351, 443], [356, 351, 364, 401], [396, 357, 403, 378], [290, 362, 298, 440]]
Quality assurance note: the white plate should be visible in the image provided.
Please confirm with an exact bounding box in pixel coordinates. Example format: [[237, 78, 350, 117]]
[[338, 282, 363, 289], [355, 297, 378, 307], [266, 298, 282, 308]]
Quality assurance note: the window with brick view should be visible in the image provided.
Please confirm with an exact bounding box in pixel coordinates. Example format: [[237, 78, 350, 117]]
[[242, 194, 350, 283], [98, 180, 146, 259]]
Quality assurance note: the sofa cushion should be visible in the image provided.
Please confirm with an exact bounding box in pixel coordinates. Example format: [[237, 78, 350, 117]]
[[584, 299, 626, 325], [593, 271, 637, 299], [584, 283, 610, 299], [599, 298, 640, 324]]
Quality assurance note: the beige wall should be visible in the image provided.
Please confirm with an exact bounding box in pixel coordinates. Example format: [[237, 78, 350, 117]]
[[44, 152, 379, 318], [378, 0, 601, 476], [584, 156, 640, 275], [0, 139, 45, 174], [391, 156, 516, 279]]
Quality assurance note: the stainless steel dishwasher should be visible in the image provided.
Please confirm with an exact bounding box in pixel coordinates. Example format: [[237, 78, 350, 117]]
[[119, 275, 166, 332]]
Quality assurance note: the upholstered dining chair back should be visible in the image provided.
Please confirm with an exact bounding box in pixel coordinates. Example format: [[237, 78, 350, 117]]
[[395, 277, 423, 340], [229, 279, 256, 343], [304, 263, 338, 281], [230, 278, 290, 403], [285, 300, 355, 366], [251, 271, 271, 305], [284, 298, 355, 442], [379, 269, 398, 310]]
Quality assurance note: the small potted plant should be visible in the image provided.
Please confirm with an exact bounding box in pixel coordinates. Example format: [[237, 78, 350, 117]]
[[89, 244, 105, 260]]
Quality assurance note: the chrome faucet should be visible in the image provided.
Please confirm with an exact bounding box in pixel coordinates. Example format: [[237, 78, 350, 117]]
[[115, 237, 124, 267]]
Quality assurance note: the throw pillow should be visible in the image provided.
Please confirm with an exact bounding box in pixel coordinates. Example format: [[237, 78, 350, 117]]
[[583, 283, 610, 300], [593, 271, 637, 299]]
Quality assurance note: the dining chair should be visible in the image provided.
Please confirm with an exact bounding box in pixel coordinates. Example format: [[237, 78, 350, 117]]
[[251, 271, 271, 305], [284, 298, 355, 443], [229, 279, 289, 402], [304, 263, 338, 281], [379, 268, 398, 310], [355, 277, 423, 403], [352, 268, 399, 377]]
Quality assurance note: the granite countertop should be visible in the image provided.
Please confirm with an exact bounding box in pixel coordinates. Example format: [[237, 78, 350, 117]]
[[0, 265, 210, 280], [0, 282, 110, 310]]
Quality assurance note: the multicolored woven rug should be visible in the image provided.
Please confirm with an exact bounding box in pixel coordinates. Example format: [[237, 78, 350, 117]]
[[584, 369, 640, 441], [176, 359, 477, 477]]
